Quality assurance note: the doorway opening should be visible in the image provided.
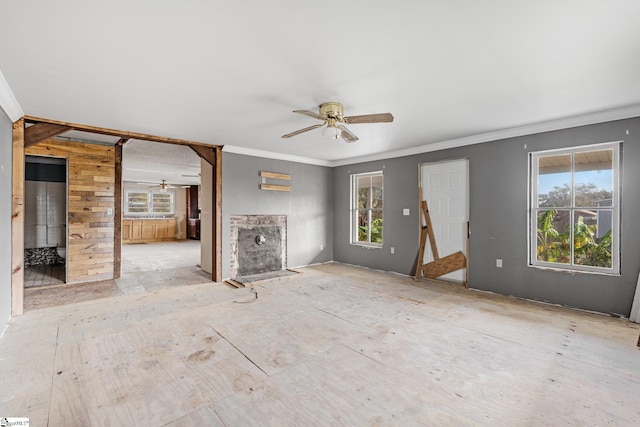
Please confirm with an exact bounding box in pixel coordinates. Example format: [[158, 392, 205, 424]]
[[12, 117, 223, 315], [24, 155, 67, 288], [118, 140, 209, 293]]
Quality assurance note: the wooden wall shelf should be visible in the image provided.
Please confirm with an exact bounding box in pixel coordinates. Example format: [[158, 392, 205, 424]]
[[260, 171, 291, 191], [260, 184, 291, 192]]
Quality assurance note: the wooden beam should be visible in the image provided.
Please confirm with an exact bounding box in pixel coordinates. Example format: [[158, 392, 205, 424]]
[[465, 222, 470, 289], [24, 115, 217, 149], [113, 140, 125, 279], [190, 143, 222, 282], [213, 146, 222, 282], [190, 145, 216, 166], [24, 123, 71, 148], [420, 200, 439, 260], [11, 119, 25, 316], [414, 226, 428, 281], [422, 251, 467, 279]]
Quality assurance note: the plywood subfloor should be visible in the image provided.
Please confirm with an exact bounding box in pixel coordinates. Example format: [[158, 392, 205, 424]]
[[23, 279, 122, 311], [121, 240, 201, 273], [2, 263, 639, 426]]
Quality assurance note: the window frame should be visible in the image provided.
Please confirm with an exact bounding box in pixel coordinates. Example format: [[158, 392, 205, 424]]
[[529, 141, 621, 275], [350, 171, 384, 247], [125, 188, 175, 217]]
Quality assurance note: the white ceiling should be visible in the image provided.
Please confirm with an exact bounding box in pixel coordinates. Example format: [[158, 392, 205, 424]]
[[122, 140, 202, 187], [2, 1, 640, 172]]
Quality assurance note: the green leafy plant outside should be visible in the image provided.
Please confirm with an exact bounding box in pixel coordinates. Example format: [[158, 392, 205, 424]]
[[536, 210, 612, 268], [358, 217, 383, 244]]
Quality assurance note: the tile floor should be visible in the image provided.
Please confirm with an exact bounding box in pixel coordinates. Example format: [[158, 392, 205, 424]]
[[24, 263, 66, 288]]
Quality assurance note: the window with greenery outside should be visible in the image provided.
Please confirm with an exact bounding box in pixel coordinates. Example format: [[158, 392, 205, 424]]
[[352, 172, 383, 245], [532, 144, 618, 273]]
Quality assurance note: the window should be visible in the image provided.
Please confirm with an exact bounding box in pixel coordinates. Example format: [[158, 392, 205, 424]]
[[126, 191, 149, 213], [351, 171, 383, 246], [151, 192, 173, 213], [530, 142, 620, 274], [125, 189, 175, 216]]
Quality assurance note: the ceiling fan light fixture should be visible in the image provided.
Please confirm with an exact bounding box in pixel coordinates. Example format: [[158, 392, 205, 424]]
[[282, 101, 392, 143], [321, 124, 342, 140]]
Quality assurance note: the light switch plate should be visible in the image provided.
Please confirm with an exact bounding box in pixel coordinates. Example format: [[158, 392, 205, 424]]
[[403, 208, 410, 216]]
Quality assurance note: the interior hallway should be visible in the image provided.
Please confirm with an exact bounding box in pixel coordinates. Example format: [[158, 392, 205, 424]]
[[3, 263, 639, 426]]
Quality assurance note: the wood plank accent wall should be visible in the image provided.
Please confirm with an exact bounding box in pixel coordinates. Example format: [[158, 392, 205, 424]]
[[26, 139, 116, 284]]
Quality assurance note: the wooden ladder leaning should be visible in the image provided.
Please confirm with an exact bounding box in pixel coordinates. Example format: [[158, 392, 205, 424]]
[[414, 200, 468, 286]]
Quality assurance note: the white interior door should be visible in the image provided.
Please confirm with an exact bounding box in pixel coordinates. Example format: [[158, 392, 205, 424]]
[[420, 159, 469, 282]]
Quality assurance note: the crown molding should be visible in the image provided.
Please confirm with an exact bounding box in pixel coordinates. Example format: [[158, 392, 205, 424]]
[[222, 145, 333, 167], [223, 104, 640, 168], [121, 103, 640, 169], [0, 70, 23, 122], [331, 104, 640, 166]]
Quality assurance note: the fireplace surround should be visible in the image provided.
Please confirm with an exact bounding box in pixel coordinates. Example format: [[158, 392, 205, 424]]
[[230, 215, 287, 279]]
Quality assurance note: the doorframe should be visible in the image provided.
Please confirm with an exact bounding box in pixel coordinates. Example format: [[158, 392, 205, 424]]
[[418, 157, 470, 286], [11, 116, 223, 316], [24, 154, 69, 285]]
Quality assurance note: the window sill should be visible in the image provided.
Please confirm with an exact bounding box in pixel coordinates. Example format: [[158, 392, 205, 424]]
[[351, 243, 383, 249], [528, 264, 620, 277]]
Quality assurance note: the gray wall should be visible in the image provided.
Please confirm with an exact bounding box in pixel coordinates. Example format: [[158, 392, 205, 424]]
[[333, 117, 640, 316], [222, 152, 333, 279], [0, 109, 12, 333]]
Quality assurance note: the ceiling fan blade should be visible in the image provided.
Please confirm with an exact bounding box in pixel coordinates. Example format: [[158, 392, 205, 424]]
[[293, 109, 324, 120], [338, 125, 359, 143], [282, 123, 325, 138], [343, 113, 394, 124]]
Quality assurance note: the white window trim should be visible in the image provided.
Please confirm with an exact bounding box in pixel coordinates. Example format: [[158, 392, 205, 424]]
[[528, 141, 621, 275], [350, 171, 383, 248], [125, 188, 175, 217]]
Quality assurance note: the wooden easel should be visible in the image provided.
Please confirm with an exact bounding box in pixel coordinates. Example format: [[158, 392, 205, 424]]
[[414, 200, 468, 285]]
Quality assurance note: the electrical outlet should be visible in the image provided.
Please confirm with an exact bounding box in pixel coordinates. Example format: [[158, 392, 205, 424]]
[[391, 247, 395, 254], [403, 208, 410, 216], [496, 259, 502, 268], [107, 207, 113, 215], [320, 244, 323, 251]]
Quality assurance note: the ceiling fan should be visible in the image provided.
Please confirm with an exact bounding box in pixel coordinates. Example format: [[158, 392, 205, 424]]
[[135, 180, 191, 190], [281, 102, 394, 143]]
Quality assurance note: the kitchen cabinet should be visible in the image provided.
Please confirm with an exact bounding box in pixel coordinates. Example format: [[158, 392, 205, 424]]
[[122, 218, 176, 243]]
